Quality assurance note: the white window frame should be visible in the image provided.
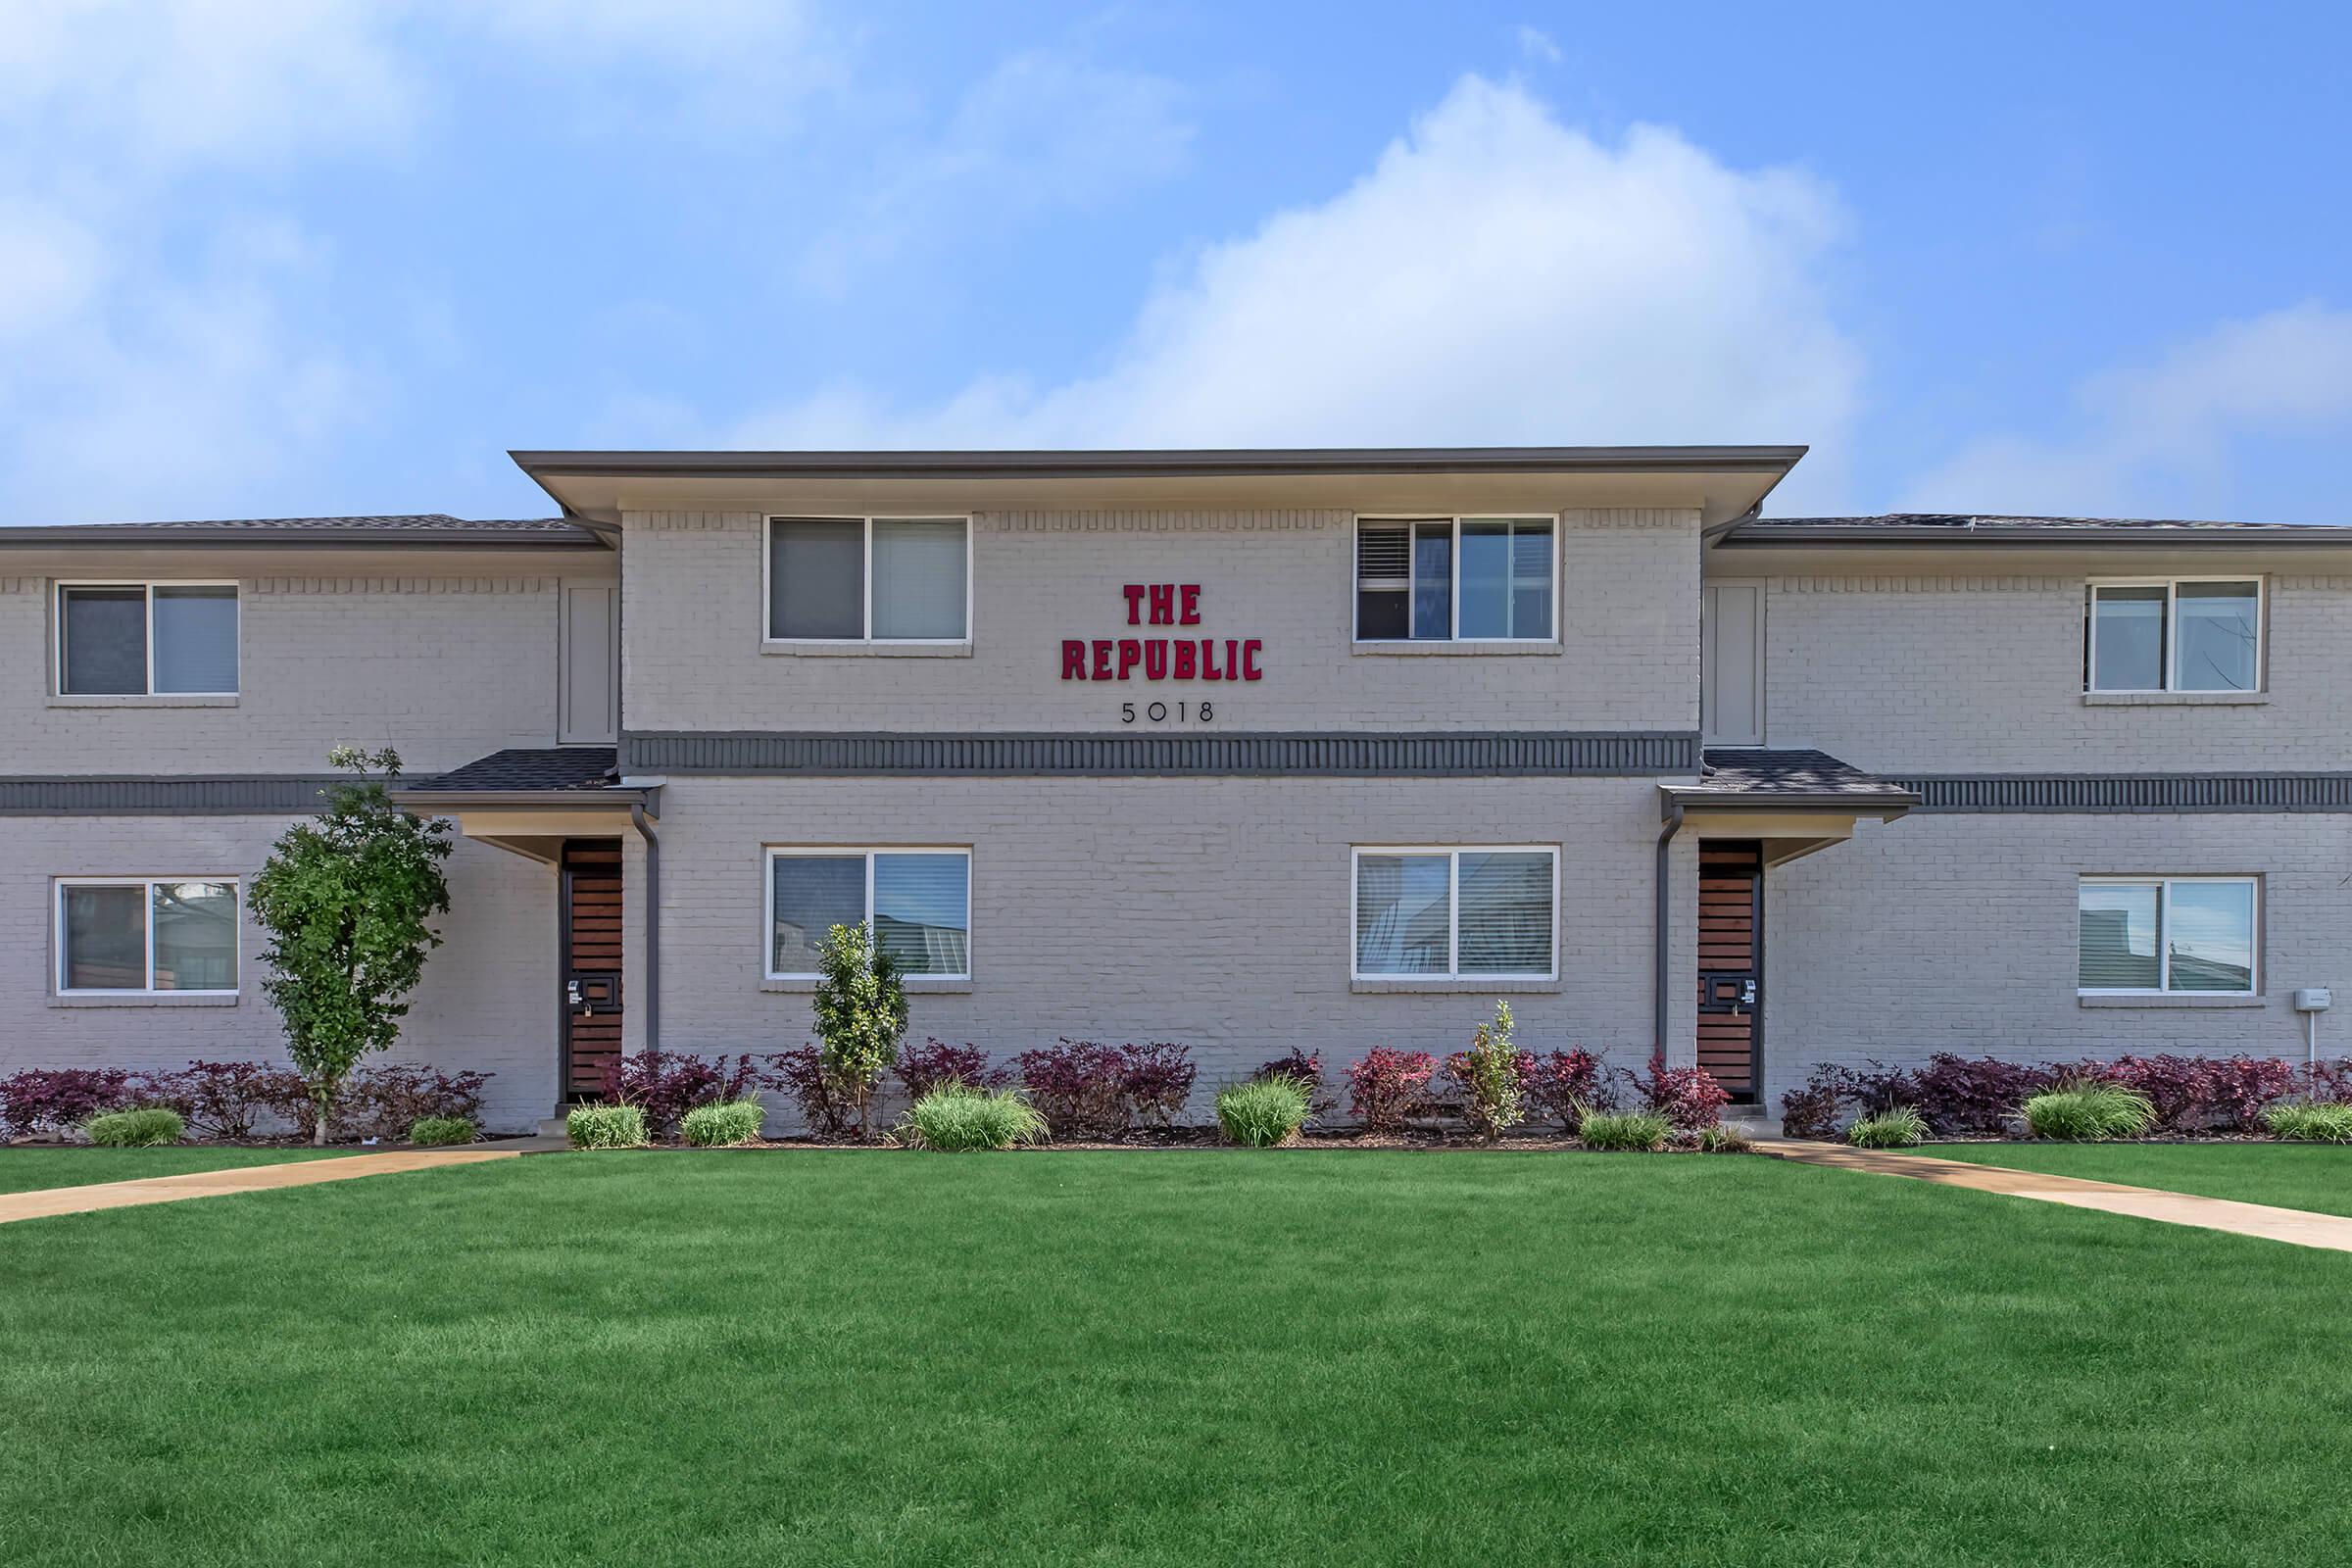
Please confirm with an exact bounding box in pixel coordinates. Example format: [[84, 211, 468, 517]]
[[763, 846, 973, 981], [2077, 874, 2259, 996], [1351, 515, 1562, 645], [54, 581, 241, 697], [54, 876, 242, 997], [761, 515, 974, 646], [1349, 845, 1559, 982], [2084, 577, 2264, 694]]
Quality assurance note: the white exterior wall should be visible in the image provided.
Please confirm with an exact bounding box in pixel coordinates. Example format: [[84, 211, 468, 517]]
[[1756, 570, 2352, 771], [628, 774, 1698, 1119], [621, 508, 1701, 734], [1761, 811, 2352, 1108], [0, 817, 557, 1131], [0, 571, 589, 775]]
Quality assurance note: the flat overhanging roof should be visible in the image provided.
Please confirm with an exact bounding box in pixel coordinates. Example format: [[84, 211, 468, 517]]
[[513, 445, 1807, 528]]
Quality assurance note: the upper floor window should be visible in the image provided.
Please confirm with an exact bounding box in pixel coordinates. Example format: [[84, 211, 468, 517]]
[[2084, 579, 2260, 693], [766, 516, 969, 643], [56, 583, 239, 696], [1355, 517, 1555, 642], [56, 877, 240, 995], [2078, 875, 2255, 995]]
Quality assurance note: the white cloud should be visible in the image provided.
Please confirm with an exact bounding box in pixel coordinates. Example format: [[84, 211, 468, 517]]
[[724, 74, 1863, 496], [801, 50, 1193, 290], [1900, 303, 2352, 517], [1515, 25, 1564, 64]]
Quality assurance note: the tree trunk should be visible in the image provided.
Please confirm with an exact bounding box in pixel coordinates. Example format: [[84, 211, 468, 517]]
[[314, 1084, 330, 1147]]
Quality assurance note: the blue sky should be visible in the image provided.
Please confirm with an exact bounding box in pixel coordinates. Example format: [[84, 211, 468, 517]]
[[4, 0, 2346, 524]]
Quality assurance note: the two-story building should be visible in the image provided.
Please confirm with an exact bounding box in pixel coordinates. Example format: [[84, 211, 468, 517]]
[[3, 448, 2342, 1131]]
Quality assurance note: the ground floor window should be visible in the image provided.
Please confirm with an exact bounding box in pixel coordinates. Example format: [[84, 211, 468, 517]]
[[2078, 875, 2256, 994], [766, 848, 971, 979], [56, 878, 239, 994], [1352, 847, 1556, 980]]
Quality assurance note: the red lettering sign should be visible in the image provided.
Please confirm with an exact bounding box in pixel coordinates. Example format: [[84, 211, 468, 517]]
[[1058, 586, 1264, 683]]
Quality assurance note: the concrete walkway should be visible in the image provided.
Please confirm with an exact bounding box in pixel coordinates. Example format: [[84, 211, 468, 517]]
[[1757, 1139, 2352, 1254], [0, 1147, 517, 1226]]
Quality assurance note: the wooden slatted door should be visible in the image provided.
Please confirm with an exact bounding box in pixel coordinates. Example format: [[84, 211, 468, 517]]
[[562, 839, 624, 1101], [1696, 841, 1763, 1102]]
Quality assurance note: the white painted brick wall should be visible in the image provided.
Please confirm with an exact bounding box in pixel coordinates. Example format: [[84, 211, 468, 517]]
[[0, 818, 558, 1131], [1762, 811, 2352, 1108], [620, 508, 1701, 733], [624, 775, 1699, 1121], [1759, 572, 2352, 771], [0, 572, 586, 775]]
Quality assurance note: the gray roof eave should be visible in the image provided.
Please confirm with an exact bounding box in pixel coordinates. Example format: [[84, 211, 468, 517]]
[[511, 444, 1809, 481], [1718, 524, 2352, 549], [0, 524, 611, 549]]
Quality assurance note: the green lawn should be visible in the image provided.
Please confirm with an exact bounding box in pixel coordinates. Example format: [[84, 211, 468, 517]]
[[0, 1146, 360, 1194], [5, 1152, 2350, 1567], [1923, 1142, 2352, 1217]]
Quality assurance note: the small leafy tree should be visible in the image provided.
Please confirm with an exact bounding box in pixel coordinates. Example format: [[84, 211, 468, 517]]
[[811, 920, 907, 1139], [1457, 999, 1526, 1140], [250, 747, 453, 1144]]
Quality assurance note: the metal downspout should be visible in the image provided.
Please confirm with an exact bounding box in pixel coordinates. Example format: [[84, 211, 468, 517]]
[[629, 800, 660, 1054], [1655, 798, 1685, 1060]]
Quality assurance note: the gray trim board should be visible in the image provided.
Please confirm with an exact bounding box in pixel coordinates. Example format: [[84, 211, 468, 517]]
[[622, 731, 1700, 777], [1902, 774, 2352, 813], [514, 446, 1805, 482], [0, 776, 344, 815]]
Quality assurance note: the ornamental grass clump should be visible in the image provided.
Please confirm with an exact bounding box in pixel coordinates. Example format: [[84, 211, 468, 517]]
[[1578, 1108, 1671, 1152], [83, 1107, 184, 1148], [680, 1099, 766, 1148], [408, 1114, 476, 1146], [1216, 1075, 1311, 1148], [2022, 1083, 2155, 1142], [2265, 1102, 2352, 1144], [1847, 1106, 1928, 1149], [899, 1086, 1050, 1152], [566, 1102, 648, 1150]]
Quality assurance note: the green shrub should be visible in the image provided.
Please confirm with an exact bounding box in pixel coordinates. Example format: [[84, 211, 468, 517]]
[[408, 1114, 476, 1147], [1216, 1075, 1311, 1148], [1694, 1121, 1752, 1153], [2023, 1083, 2155, 1141], [1847, 1106, 1928, 1149], [83, 1107, 184, 1148], [1578, 1108, 1670, 1152], [681, 1098, 766, 1148], [566, 1102, 648, 1150], [899, 1085, 1050, 1152], [2266, 1102, 2352, 1144]]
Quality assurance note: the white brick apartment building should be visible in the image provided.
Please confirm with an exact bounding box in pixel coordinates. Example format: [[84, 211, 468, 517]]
[[4, 446, 2343, 1129]]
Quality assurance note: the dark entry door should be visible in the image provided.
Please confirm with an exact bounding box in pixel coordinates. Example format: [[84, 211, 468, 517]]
[[1696, 840, 1762, 1103], [562, 839, 624, 1101]]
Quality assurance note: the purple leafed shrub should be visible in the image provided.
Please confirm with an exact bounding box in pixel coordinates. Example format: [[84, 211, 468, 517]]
[[604, 1052, 760, 1140], [1012, 1040, 1130, 1139], [140, 1060, 305, 1141], [2302, 1059, 2352, 1103], [1345, 1049, 1437, 1133], [1522, 1049, 1610, 1131], [1253, 1050, 1336, 1115], [0, 1068, 136, 1137], [1119, 1042, 1197, 1128], [2095, 1054, 2295, 1133], [762, 1048, 858, 1139], [342, 1063, 493, 1142], [1636, 1054, 1731, 1132], [1906, 1054, 2051, 1136], [894, 1039, 1004, 1100]]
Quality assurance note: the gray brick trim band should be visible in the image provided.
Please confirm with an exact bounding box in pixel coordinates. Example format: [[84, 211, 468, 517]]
[[622, 731, 1701, 777], [1902, 773, 2352, 813], [0, 776, 342, 815]]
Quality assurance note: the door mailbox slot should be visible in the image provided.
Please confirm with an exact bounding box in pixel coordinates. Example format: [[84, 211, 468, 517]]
[[568, 971, 620, 1017], [1697, 970, 1759, 1015]]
